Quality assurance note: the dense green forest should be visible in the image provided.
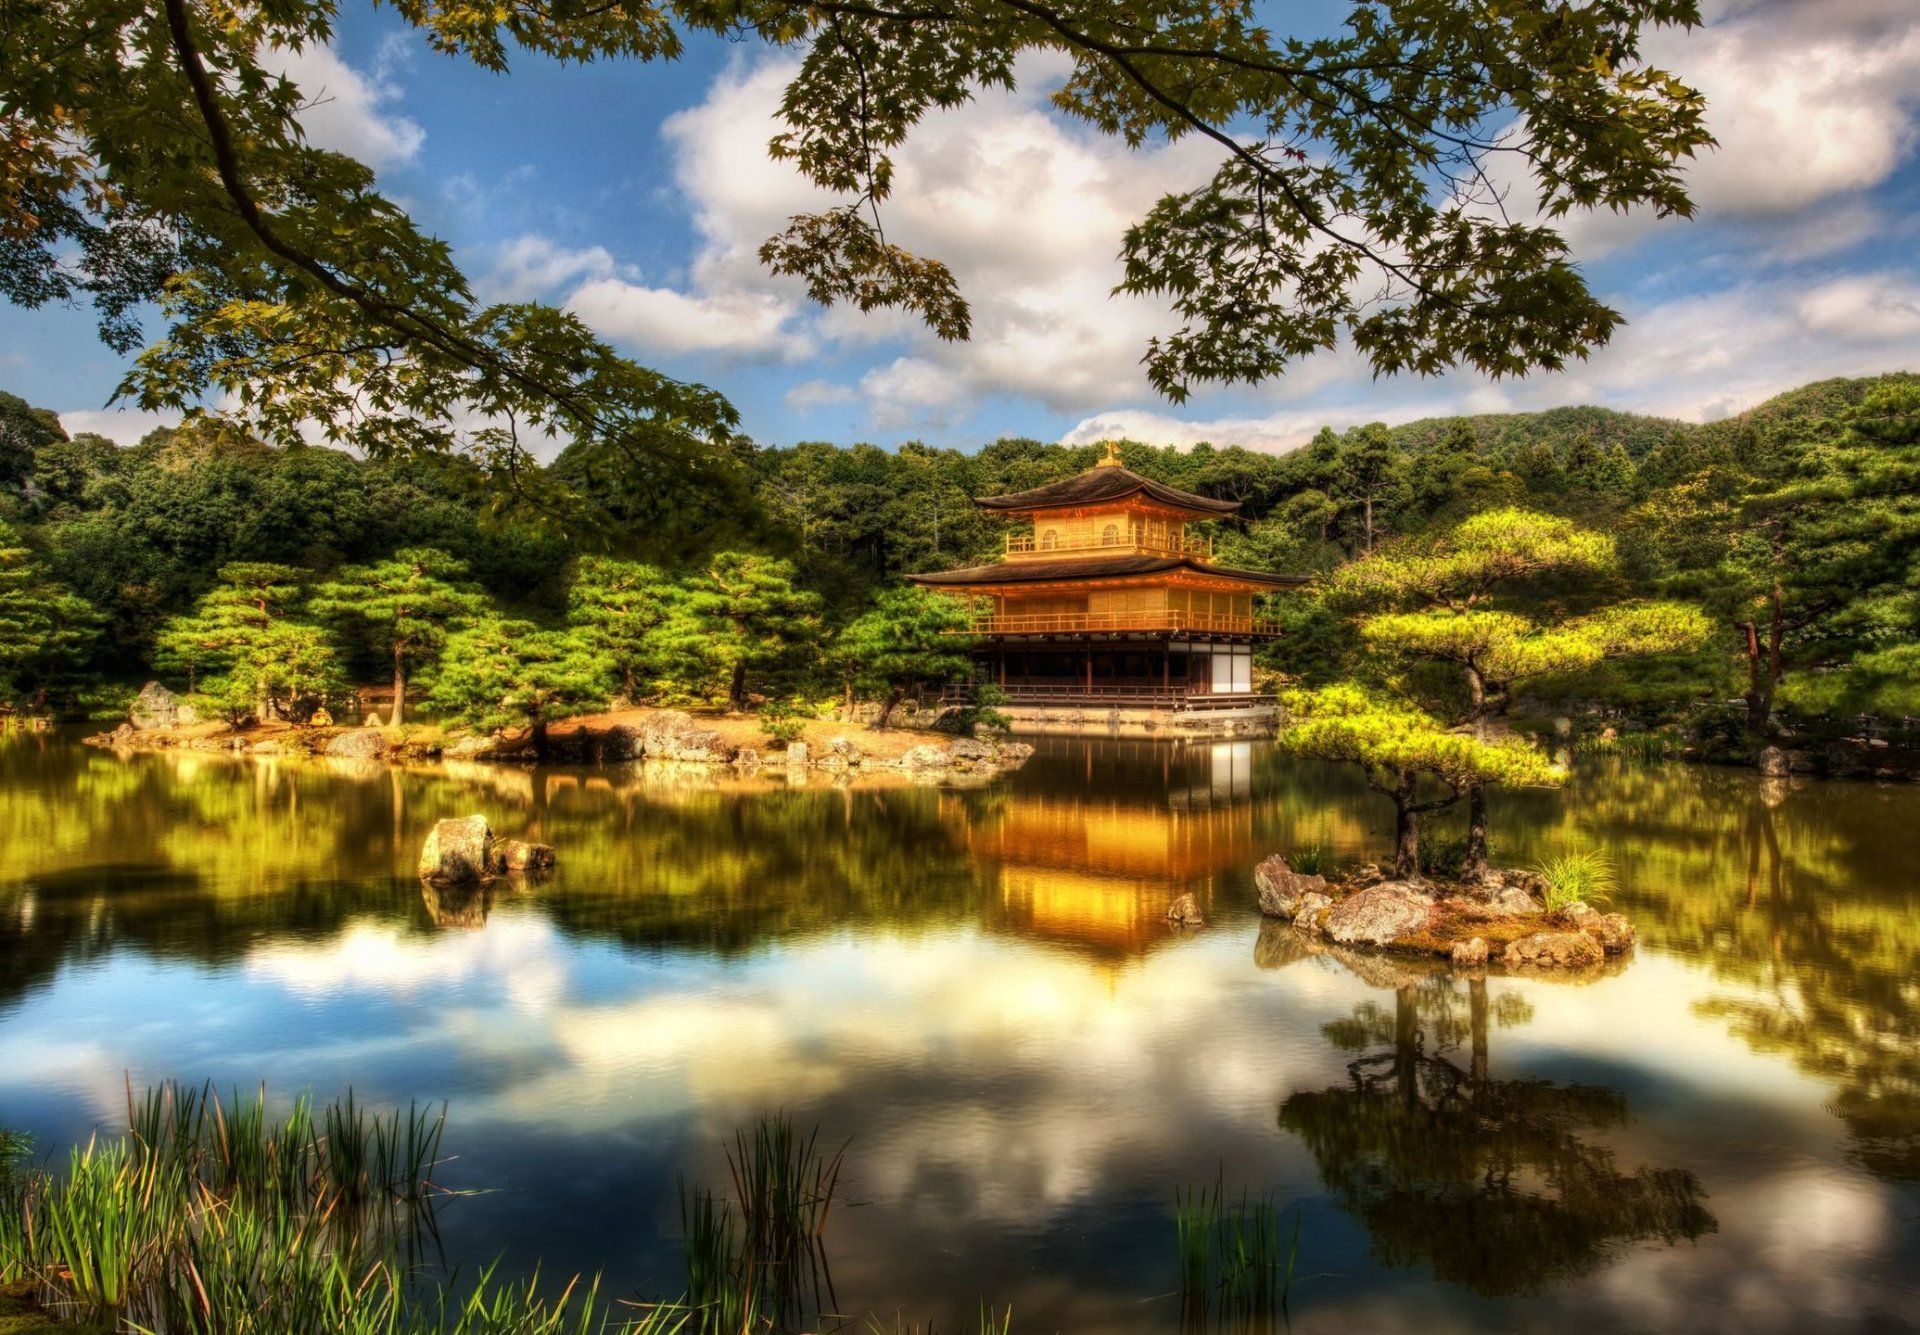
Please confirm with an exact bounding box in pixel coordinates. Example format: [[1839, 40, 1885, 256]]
[[0, 372, 1915, 740]]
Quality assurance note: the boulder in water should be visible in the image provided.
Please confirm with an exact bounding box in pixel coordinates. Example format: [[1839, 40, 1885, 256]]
[[1323, 881, 1434, 947], [419, 815, 495, 884], [1165, 892, 1204, 925], [1505, 931, 1604, 969], [490, 839, 556, 875], [1254, 854, 1328, 920]]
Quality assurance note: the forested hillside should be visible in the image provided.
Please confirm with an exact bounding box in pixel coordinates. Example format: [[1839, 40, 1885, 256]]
[[1, 373, 1915, 733]]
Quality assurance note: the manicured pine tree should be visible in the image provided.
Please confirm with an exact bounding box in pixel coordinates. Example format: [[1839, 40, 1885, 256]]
[[565, 555, 679, 703], [153, 563, 337, 722], [831, 586, 975, 727], [1333, 508, 1710, 877], [311, 547, 486, 725], [1279, 684, 1564, 878], [427, 617, 610, 760], [661, 553, 822, 712], [0, 520, 97, 711]]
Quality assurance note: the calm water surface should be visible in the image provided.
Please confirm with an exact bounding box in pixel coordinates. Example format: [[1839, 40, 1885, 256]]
[[2, 732, 1917, 1332]]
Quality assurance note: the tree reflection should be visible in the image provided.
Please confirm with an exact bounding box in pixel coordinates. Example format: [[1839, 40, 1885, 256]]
[[1279, 976, 1716, 1295]]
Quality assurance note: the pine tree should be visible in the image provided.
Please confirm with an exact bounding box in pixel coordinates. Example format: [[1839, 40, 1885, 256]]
[[831, 587, 974, 727], [154, 563, 338, 722], [428, 617, 609, 759], [1333, 509, 1709, 876], [565, 556, 679, 703], [311, 548, 485, 726], [1279, 685, 1564, 878], [662, 553, 822, 711], [0, 520, 97, 711]]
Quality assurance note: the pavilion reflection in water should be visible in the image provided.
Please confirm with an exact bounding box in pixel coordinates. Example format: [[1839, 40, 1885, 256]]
[[961, 739, 1269, 957]]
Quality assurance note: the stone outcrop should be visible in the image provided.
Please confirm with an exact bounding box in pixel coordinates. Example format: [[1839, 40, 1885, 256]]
[[419, 815, 495, 884], [1254, 854, 1328, 920], [325, 729, 389, 759], [634, 711, 736, 763], [1585, 910, 1635, 954], [1506, 931, 1604, 969], [1291, 890, 1335, 932], [1757, 745, 1791, 777], [130, 681, 194, 730], [1323, 881, 1434, 947], [1165, 892, 1203, 925]]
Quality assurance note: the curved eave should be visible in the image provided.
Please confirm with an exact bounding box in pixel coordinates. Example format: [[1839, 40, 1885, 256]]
[[973, 468, 1241, 517], [908, 555, 1311, 590]]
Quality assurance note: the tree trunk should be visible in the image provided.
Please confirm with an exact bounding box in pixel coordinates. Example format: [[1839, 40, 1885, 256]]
[[1394, 985, 1418, 1106], [530, 718, 549, 762], [1469, 977, 1489, 1086], [875, 685, 906, 731], [391, 643, 406, 727], [1393, 776, 1420, 878], [1460, 783, 1490, 880], [729, 661, 747, 713]]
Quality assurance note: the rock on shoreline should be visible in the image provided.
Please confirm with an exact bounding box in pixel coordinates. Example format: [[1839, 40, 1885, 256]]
[[1254, 856, 1634, 972], [83, 706, 1035, 782]]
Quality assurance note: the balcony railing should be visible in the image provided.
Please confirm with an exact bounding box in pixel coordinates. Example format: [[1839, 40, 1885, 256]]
[[954, 611, 1281, 636], [1006, 529, 1212, 559], [937, 684, 1273, 711]]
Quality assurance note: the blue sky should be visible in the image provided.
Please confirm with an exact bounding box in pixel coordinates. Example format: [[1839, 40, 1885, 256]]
[[8, 0, 1920, 453]]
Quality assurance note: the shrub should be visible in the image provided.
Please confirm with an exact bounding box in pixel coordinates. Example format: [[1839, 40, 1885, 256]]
[[758, 698, 809, 747]]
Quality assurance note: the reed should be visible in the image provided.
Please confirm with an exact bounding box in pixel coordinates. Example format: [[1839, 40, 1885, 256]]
[[1173, 1174, 1299, 1329], [0, 1083, 678, 1334], [863, 1305, 1015, 1334], [676, 1113, 846, 1332]]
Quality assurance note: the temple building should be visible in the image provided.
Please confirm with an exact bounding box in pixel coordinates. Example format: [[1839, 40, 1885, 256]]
[[909, 446, 1308, 734]]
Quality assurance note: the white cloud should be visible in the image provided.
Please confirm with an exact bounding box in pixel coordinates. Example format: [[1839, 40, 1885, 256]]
[[1065, 271, 1920, 451], [1661, 0, 1920, 218], [478, 234, 618, 303], [268, 42, 424, 170], [784, 378, 857, 413], [1796, 273, 1920, 342], [614, 54, 1211, 424], [566, 278, 813, 360], [57, 406, 183, 444]]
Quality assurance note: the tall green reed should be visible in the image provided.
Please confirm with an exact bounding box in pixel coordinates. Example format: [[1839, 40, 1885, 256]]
[[1174, 1174, 1299, 1330]]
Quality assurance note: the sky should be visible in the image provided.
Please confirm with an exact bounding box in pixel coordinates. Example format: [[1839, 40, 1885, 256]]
[[8, 0, 1920, 455]]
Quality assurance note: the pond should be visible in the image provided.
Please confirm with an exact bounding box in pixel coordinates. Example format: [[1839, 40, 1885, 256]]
[[1, 731, 1917, 1331]]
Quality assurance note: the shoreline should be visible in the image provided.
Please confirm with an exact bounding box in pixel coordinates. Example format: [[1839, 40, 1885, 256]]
[[84, 705, 1036, 783]]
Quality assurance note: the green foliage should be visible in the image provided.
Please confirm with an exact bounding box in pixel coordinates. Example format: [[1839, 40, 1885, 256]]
[[0, 1085, 681, 1335], [1533, 849, 1619, 912], [658, 553, 823, 711], [1286, 842, 1332, 876], [311, 548, 486, 725], [757, 698, 809, 748], [833, 587, 974, 726], [1172, 1174, 1297, 1327], [427, 617, 609, 755], [566, 556, 679, 703], [154, 562, 340, 722], [0, 520, 97, 710], [1280, 684, 1564, 875]]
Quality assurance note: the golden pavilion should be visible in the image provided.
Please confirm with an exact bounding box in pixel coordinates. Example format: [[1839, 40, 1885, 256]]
[[909, 446, 1307, 726]]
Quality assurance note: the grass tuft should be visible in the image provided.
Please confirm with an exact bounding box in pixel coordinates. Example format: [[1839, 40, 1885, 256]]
[[1532, 848, 1618, 912]]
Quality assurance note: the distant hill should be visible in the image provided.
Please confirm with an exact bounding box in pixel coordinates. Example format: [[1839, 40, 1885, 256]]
[[1388, 404, 1688, 460], [1689, 371, 1920, 451]]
